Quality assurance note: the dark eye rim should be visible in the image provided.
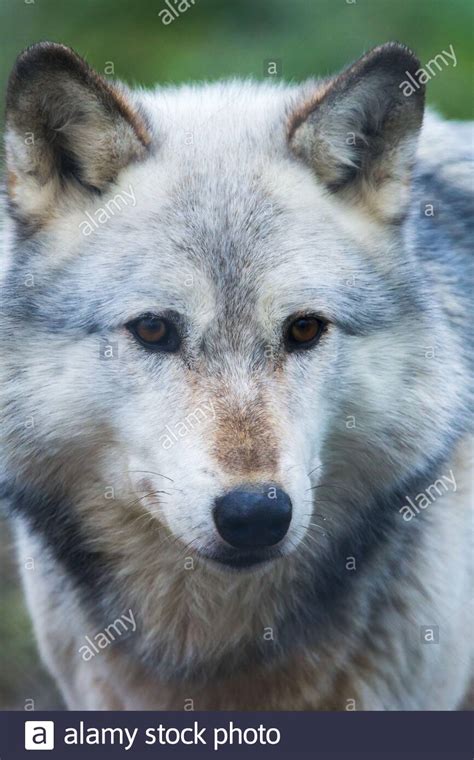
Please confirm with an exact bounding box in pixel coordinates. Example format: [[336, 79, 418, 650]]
[[284, 314, 327, 352], [126, 313, 181, 352]]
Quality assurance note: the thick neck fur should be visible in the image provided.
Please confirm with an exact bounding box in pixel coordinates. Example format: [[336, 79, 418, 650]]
[[7, 439, 459, 686]]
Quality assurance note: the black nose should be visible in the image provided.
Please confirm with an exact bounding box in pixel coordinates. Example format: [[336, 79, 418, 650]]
[[213, 484, 292, 549]]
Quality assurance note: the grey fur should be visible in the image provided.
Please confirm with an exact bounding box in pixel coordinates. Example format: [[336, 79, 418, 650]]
[[0, 42, 472, 710]]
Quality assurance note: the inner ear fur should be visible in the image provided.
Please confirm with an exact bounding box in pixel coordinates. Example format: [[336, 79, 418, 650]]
[[288, 42, 425, 222], [5, 42, 151, 225]]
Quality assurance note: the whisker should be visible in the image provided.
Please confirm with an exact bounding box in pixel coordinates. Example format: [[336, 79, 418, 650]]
[[308, 521, 326, 533], [303, 498, 339, 506], [123, 490, 172, 511], [127, 470, 175, 483], [306, 483, 355, 496], [300, 534, 321, 553], [301, 511, 331, 522]]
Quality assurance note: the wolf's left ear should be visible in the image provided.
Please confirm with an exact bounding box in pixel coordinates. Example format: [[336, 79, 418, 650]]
[[289, 43, 425, 222], [5, 42, 150, 227]]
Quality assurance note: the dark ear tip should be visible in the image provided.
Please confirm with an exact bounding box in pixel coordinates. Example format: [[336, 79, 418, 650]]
[[371, 40, 420, 63], [348, 41, 425, 102], [7, 41, 90, 107], [13, 40, 85, 72], [360, 41, 422, 79]]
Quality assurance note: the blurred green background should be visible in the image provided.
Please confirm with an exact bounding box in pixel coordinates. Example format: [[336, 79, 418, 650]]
[[1, 0, 473, 119], [0, 0, 472, 711]]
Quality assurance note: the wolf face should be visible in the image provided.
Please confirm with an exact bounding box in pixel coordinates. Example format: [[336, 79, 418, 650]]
[[1, 43, 470, 681]]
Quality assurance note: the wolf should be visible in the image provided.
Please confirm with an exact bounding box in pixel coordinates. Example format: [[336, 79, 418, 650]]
[[0, 41, 472, 710]]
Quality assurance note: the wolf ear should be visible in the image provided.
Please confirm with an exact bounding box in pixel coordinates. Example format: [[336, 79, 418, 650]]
[[289, 43, 425, 222], [5, 42, 150, 227]]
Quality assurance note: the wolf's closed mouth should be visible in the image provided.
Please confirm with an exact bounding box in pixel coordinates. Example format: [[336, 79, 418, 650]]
[[200, 545, 284, 570]]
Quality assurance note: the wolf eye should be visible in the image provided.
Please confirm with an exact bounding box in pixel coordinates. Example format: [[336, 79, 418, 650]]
[[285, 316, 324, 350], [127, 315, 181, 352]]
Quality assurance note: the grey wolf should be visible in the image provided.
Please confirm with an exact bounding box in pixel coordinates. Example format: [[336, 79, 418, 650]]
[[0, 41, 472, 710]]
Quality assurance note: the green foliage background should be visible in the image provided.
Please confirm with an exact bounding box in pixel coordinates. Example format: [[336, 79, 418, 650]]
[[1, 0, 473, 119], [0, 0, 472, 710]]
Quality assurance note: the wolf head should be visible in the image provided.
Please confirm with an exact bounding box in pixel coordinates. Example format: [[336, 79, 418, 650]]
[[1, 42, 467, 674]]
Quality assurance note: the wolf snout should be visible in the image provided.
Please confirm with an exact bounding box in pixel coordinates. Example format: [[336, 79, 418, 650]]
[[213, 484, 292, 549]]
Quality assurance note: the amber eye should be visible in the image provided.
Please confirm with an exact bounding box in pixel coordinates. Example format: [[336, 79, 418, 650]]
[[127, 315, 180, 352], [286, 316, 324, 350]]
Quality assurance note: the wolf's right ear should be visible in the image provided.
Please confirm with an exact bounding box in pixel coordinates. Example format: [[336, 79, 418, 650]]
[[288, 43, 425, 223], [5, 42, 150, 228]]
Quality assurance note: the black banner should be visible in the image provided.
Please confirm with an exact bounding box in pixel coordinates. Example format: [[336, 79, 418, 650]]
[[0, 711, 472, 759]]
